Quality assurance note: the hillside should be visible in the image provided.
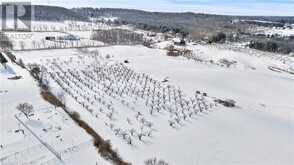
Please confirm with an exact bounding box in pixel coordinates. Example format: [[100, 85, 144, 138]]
[[34, 6, 88, 21], [72, 8, 294, 33], [0, 5, 88, 21], [3, 5, 293, 32]]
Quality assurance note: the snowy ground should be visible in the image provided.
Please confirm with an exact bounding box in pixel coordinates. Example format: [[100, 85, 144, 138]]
[[9, 43, 294, 165], [255, 25, 294, 37], [4, 31, 104, 50], [0, 54, 110, 165], [1, 20, 119, 50]]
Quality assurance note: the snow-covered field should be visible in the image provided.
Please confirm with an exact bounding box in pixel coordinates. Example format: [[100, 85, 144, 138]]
[[0, 53, 110, 165], [0, 17, 293, 164], [6, 42, 294, 165], [1, 20, 121, 50], [4, 31, 104, 50]]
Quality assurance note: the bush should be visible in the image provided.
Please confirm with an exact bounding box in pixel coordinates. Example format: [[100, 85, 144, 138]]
[[71, 111, 81, 120], [167, 50, 180, 57], [209, 32, 226, 43], [16, 103, 34, 119], [166, 46, 192, 57], [144, 158, 169, 165], [41, 90, 64, 107]]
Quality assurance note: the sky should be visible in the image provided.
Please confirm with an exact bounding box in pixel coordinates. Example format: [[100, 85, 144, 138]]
[[2, 0, 294, 16]]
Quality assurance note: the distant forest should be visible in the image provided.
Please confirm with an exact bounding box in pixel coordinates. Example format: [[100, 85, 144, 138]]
[[1, 5, 293, 33], [73, 8, 294, 33], [1, 5, 294, 54]]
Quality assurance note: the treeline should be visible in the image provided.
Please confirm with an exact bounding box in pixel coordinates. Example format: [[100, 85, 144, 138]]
[[249, 40, 294, 54], [73, 8, 294, 36], [34, 5, 88, 21], [120, 21, 189, 37], [0, 5, 88, 21], [9, 6, 293, 26], [240, 17, 294, 26], [242, 20, 285, 27], [91, 29, 144, 45], [73, 8, 234, 35], [110, 19, 189, 36]]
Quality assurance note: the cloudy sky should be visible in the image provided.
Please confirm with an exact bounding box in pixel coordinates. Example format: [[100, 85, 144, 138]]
[[2, 0, 294, 16]]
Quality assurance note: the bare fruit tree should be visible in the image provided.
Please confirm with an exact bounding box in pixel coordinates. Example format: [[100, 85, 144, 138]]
[[16, 103, 34, 119]]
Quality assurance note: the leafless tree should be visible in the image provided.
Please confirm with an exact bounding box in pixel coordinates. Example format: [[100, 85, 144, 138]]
[[17, 103, 34, 119]]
